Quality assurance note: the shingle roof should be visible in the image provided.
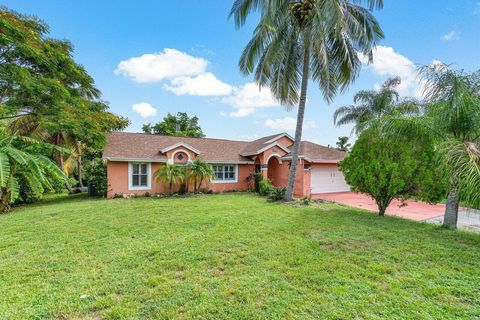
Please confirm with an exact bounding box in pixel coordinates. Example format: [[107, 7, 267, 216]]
[[103, 132, 253, 163], [240, 134, 284, 155], [283, 141, 347, 163], [103, 132, 346, 163]]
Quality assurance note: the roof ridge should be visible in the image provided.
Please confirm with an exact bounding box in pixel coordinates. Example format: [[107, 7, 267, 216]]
[[109, 131, 250, 143]]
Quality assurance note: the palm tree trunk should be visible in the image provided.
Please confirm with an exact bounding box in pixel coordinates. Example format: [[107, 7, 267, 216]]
[[284, 38, 311, 201], [194, 177, 197, 193], [169, 182, 173, 195], [443, 188, 459, 228], [0, 188, 11, 213]]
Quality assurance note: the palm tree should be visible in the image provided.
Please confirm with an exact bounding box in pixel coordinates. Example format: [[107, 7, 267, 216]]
[[188, 159, 214, 192], [154, 164, 185, 195], [381, 64, 480, 228], [0, 131, 67, 212], [334, 77, 420, 135], [230, 0, 384, 201]]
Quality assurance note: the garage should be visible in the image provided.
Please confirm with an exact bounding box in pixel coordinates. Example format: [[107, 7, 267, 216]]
[[310, 165, 350, 194]]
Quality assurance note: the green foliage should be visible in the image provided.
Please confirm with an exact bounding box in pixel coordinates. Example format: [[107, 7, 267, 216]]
[[251, 172, 263, 192], [84, 159, 107, 197], [0, 7, 128, 190], [267, 187, 286, 202], [335, 136, 351, 152], [334, 77, 420, 135], [379, 65, 480, 225], [299, 196, 313, 206], [0, 131, 67, 212], [258, 179, 274, 196], [154, 164, 185, 195], [187, 158, 214, 192], [143, 112, 204, 137], [340, 128, 445, 216]]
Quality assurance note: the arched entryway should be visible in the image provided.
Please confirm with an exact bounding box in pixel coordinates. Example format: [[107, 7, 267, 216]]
[[267, 155, 287, 187]]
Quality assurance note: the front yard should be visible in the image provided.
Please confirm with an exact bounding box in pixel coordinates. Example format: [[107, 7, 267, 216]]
[[1, 194, 479, 319]]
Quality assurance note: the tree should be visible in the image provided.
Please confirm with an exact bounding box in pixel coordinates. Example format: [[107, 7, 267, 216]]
[[188, 159, 214, 192], [0, 131, 67, 212], [154, 164, 185, 195], [380, 64, 480, 228], [340, 127, 445, 216], [336, 136, 351, 152], [143, 112, 205, 137], [230, 0, 384, 201], [1, 7, 129, 191], [333, 77, 420, 135]]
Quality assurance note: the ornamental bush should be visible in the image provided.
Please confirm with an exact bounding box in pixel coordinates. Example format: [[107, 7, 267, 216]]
[[340, 127, 447, 216]]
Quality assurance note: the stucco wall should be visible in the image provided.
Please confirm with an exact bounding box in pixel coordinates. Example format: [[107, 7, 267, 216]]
[[106, 161, 255, 197]]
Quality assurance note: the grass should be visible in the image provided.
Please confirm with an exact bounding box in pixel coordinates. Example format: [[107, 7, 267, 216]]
[[1, 193, 479, 319]]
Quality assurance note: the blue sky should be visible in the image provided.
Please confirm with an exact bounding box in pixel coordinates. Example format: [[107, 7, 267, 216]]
[[5, 0, 480, 145]]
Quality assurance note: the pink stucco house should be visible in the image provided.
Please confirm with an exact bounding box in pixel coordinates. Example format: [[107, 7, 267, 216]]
[[102, 132, 350, 198]]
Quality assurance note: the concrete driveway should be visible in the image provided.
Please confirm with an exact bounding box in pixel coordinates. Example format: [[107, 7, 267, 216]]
[[312, 192, 444, 221], [312, 192, 480, 232]]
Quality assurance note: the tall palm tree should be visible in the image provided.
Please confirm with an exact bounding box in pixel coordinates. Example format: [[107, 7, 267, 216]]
[[154, 164, 185, 195], [0, 131, 67, 212], [230, 0, 384, 201], [333, 77, 420, 135], [188, 159, 214, 192], [381, 64, 480, 228]]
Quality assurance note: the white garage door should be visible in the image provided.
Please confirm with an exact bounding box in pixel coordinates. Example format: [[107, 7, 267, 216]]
[[310, 166, 350, 194]]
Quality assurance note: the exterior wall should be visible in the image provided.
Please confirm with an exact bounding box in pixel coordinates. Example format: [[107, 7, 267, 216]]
[[207, 164, 255, 192], [106, 161, 254, 198], [275, 136, 294, 148]]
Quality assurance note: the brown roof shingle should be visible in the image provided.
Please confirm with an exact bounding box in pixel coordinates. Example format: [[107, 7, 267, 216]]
[[103, 132, 253, 163], [283, 141, 346, 163], [103, 132, 346, 163]]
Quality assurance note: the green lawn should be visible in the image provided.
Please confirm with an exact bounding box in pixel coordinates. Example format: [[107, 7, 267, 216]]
[[1, 194, 479, 319]]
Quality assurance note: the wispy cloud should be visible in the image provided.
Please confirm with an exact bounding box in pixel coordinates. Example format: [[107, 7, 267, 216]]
[[265, 117, 316, 131], [440, 31, 459, 41]]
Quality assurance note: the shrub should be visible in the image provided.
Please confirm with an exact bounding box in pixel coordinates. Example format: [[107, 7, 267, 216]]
[[299, 197, 313, 206], [340, 127, 446, 216], [259, 180, 274, 196], [268, 187, 286, 202], [85, 159, 108, 197], [251, 172, 263, 192]]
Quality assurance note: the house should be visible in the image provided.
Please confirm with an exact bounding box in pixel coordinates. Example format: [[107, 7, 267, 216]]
[[102, 132, 350, 198]]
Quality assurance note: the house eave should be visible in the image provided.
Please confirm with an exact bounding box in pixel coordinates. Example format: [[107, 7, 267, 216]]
[[160, 142, 201, 155], [241, 142, 290, 157]]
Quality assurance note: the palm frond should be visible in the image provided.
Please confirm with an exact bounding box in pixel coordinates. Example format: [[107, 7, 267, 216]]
[[0, 151, 10, 187]]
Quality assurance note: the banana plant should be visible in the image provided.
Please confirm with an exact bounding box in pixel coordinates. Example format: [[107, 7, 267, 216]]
[[0, 131, 67, 212]]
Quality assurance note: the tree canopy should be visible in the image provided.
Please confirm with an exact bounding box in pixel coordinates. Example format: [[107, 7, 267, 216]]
[[340, 127, 446, 216], [333, 77, 420, 135], [379, 64, 480, 227], [142, 112, 204, 137]]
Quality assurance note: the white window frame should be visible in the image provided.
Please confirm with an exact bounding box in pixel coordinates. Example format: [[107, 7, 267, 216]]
[[128, 162, 152, 190], [211, 164, 238, 184]]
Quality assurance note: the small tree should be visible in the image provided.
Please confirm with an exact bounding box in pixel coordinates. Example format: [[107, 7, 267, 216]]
[[154, 164, 185, 195], [336, 136, 351, 152], [143, 112, 205, 137], [340, 128, 445, 216], [188, 159, 214, 192]]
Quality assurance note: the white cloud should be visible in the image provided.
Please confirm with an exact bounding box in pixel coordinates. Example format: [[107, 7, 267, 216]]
[[360, 46, 423, 98], [265, 117, 316, 130], [163, 72, 232, 96], [441, 31, 458, 41], [221, 82, 280, 117], [132, 102, 157, 118], [115, 48, 208, 83]]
